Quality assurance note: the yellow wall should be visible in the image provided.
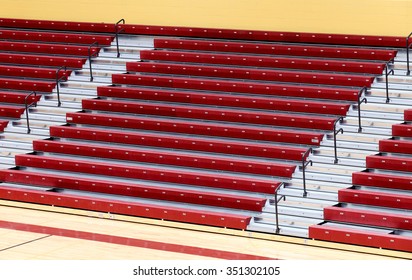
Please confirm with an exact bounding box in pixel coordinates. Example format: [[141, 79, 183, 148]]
[[0, 0, 411, 36]]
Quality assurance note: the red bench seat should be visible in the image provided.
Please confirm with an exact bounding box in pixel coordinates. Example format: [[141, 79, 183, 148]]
[[339, 187, 412, 210], [0, 29, 113, 45], [0, 41, 100, 56], [66, 112, 325, 145], [392, 124, 412, 138], [309, 224, 412, 252], [82, 99, 337, 130], [366, 155, 412, 173], [122, 24, 407, 48], [140, 50, 385, 74], [15, 154, 281, 194], [0, 185, 251, 229], [379, 139, 412, 155], [323, 205, 412, 230], [33, 139, 296, 177], [0, 77, 56, 92], [0, 91, 41, 104], [0, 53, 86, 68], [154, 38, 397, 61], [404, 109, 412, 121], [0, 18, 116, 33], [127, 61, 374, 88], [0, 104, 25, 118], [50, 126, 307, 161], [352, 172, 412, 191], [97, 86, 351, 115], [0, 65, 70, 80], [0, 18, 406, 48], [0, 119, 8, 131], [112, 73, 361, 102], [0, 169, 266, 211]]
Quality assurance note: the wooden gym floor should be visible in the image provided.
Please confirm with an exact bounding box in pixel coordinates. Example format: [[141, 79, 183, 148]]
[[0, 200, 411, 260]]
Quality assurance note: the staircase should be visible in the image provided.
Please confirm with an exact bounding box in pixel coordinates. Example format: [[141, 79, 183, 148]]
[[309, 52, 412, 252]]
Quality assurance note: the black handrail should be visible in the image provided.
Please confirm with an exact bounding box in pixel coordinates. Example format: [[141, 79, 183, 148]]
[[115, 19, 125, 58], [357, 87, 367, 132], [301, 147, 313, 197], [55, 66, 67, 107], [406, 32, 412, 75], [333, 117, 344, 164], [274, 182, 286, 234], [24, 91, 38, 134], [385, 59, 395, 103], [88, 41, 100, 82]]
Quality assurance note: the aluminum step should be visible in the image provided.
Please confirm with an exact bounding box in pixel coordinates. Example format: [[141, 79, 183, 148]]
[[116, 35, 155, 47], [0, 156, 16, 166], [277, 186, 338, 200], [288, 178, 352, 193], [247, 219, 309, 237]]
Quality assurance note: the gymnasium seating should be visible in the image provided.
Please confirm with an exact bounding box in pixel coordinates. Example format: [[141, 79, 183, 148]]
[[3, 18, 412, 246]]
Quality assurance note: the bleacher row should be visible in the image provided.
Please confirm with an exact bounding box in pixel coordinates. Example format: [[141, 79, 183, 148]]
[[0, 17, 412, 253]]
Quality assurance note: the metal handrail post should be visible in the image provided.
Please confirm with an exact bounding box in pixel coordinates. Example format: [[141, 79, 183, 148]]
[[274, 182, 285, 234], [406, 32, 412, 76], [385, 59, 394, 103], [302, 147, 313, 197], [115, 19, 125, 58], [88, 42, 100, 82], [333, 117, 344, 164], [24, 91, 38, 134], [55, 65, 67, 107], [357, 87, 367, 132]]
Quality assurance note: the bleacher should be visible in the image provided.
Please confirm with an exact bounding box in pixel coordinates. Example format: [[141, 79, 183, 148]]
[[1, 17, 412, 252]]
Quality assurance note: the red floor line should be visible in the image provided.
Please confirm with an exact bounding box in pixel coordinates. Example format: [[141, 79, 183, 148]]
[[0, 220, 274, 260]]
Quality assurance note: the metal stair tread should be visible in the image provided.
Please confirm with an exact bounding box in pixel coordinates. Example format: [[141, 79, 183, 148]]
[[246, 220, 308, 237], [277, 187, 338, 201]]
